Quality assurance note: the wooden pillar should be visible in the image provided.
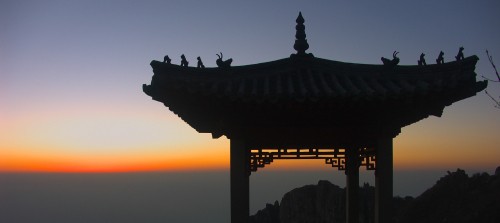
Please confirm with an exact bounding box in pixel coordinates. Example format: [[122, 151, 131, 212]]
[[375, 138, 393, 223], [345, 148, 359, 223], [230, 139, 249, 223]]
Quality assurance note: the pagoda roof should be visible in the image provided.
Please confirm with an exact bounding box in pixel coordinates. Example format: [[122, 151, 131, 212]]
[[143, 55, 486, 147], [143, 13, 487, 148], [145, 56, 484, 104]]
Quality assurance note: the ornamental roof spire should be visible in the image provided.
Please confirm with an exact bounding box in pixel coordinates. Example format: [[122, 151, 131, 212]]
[[293, 12, 313, 57]]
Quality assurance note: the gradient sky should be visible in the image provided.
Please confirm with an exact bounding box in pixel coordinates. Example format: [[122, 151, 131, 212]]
[[1, 0, 500, 173]]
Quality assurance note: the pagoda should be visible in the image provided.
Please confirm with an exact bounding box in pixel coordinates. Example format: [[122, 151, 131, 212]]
[[143, 12, 487, 223]]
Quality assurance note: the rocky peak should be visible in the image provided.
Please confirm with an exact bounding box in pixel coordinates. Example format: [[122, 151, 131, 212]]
[[251, 167, 500, 223]]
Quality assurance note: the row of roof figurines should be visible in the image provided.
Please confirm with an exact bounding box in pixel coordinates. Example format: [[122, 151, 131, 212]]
[[162, 52, 233, 68], [160, 47, 466, 69]]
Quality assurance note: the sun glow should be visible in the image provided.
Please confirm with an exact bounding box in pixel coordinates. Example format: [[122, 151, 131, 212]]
[[0, 109, 230, 173], [0, 145, 229, 173]]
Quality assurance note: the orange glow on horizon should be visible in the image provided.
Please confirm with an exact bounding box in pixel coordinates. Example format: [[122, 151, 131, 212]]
[[2, 142, 498, 173], [0, 151, 229, 173], [2, 114, 498, 173]]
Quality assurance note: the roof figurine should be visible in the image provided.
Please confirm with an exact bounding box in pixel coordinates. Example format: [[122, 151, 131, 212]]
[[456, 47, 465, 61], [180, 54, 189, 67], [436, 51, 445, 64], [418, 53, 427, 66], [216, 52, 232, 68], [163, 55, 171, 64], [197, 56, 205, 68], [381, 51, 400, 67]]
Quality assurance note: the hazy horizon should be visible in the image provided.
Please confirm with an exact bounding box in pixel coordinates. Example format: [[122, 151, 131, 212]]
[[2, 167, 497, 223]]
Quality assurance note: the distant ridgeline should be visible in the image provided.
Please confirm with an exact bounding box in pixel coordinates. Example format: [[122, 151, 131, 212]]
[[250, 168, 500, 223]]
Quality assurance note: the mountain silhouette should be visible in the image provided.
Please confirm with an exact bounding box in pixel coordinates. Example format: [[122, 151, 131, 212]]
[[250, 168, 500, 223]]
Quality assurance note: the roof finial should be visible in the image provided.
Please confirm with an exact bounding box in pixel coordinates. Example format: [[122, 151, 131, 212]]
[[292, 12, 313, 58]]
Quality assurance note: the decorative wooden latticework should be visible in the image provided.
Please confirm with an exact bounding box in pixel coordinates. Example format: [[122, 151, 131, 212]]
[[249, 147, 377, 172]]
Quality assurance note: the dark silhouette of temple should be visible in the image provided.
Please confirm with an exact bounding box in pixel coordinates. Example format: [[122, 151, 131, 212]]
[[143, 12, 487, 223]]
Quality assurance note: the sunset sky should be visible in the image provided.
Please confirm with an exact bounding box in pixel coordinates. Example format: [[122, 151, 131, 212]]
[[1, 0, 499, 173]]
